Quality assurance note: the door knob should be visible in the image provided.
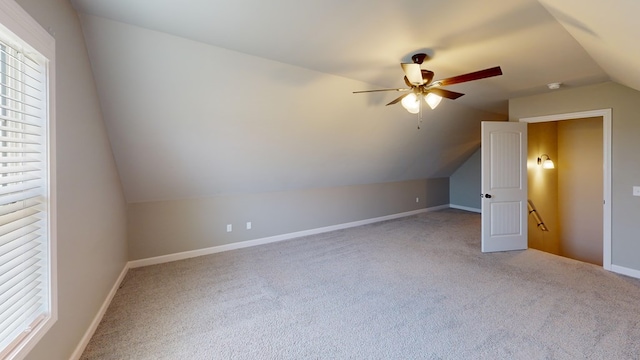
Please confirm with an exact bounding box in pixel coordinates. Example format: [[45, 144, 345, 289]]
[[483, 194, 493, 199]]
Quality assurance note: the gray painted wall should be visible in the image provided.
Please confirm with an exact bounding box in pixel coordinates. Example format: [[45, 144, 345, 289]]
[[449, 148, 481, 211], [510, 81, 640, 273], [128, 178, 449, 260], [14, 1, 129, 359], [78, 13, 503, 203]]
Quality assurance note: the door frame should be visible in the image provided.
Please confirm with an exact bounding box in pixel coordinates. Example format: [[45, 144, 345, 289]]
[[519, 109, 612, 271]]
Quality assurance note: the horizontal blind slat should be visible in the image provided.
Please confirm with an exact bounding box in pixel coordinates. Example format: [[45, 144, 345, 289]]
[[0, 93, 41, 111], [0, 47, 42, 75], [0, 232, 39, 259], [0, 225, 40, 249], [0, 64, 42, 93], [0, 156, 40, 166], [0, 242, 40, 274], [0, 180, 42, 197], [0, 78, 41, 99], [0, 252, 40, 287], [0, 83, 41, 104], [0, 104, 41, 119], [0, 295, 42, 348], [0, 197, 41, 217], [0, 157, 40, 164], [0, 146, 42, 154], [0, 173, 41, 186], [0, 206, 40, 229], [0, 136, 40, 144], [0, 114, 42, 128], [0, 165, 40, 175], [0, 125, 43, 137], [0, 271, 38, 305], [0, 278, 40, 319], [0, 187, 42, 204], [0, 214, 40, 238]]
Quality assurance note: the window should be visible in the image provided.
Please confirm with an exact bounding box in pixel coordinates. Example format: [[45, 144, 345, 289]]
[[0, 1, 55, 359]]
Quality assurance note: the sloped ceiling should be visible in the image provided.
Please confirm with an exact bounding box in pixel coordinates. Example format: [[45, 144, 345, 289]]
[[537, 0, 640, 93], [68, 0, 634, 203]]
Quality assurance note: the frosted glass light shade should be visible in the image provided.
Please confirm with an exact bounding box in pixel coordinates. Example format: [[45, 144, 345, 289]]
[[542, 159, 555, 169], [537, 154, 555, 169], [405, 106, 419, 114], [425, 93, 442, 109], [401, 93, 420, 113]]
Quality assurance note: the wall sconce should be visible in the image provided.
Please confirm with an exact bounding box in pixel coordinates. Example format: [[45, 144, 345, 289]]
[[537, 154, 555, 169]]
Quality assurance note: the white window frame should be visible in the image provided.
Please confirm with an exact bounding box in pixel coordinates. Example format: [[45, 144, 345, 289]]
[[0, 1, 56, 359]]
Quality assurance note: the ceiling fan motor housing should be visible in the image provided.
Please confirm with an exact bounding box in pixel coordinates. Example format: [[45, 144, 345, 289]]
[[411, 53, 428, 64]]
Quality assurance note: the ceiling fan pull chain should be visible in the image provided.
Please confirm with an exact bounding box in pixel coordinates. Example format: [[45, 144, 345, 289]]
[[417, 100, 423, 130]]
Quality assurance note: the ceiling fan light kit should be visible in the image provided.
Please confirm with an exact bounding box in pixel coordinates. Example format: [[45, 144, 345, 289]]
[[425, 92, 442, 109], [401, 93, 420, 113], [547, 82, 562, 90], [354, 53, 502, 116], [401, 92, 442, 113]]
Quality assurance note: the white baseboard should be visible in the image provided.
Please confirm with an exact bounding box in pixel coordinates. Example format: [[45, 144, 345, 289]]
[[70, 263, 130, 360], [129, 205, 449, 268], [610, 264, 640, 280], [71, 204, 451, 357], [70, 203, 640, 360], [449, 204, 481, 213]]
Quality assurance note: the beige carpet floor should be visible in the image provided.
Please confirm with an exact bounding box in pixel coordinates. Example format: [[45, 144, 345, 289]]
[[81, 209, 640, 359]]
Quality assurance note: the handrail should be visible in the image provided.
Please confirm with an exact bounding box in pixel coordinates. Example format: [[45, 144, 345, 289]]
[[527, 200, 548, 231]]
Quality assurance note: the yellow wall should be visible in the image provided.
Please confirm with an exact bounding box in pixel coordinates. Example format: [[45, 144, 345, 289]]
[[527, 117, 603, 265], [528, 122, 560, 255], [557, 117, 603, 265]]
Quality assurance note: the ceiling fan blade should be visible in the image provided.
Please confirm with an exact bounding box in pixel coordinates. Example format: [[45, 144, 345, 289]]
[[386, 93, 410, 106], [427, 88, 465, 100], [353, 88, 409, 94], [401, 63, 424, 85], [430, 66, 502, 87]]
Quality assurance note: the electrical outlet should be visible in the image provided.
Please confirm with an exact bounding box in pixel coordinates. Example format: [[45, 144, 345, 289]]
[[246, 222, 252, 230], [416, 197, 419, 203], [226, 224, 232, 232], [633, 186, 640, 197]]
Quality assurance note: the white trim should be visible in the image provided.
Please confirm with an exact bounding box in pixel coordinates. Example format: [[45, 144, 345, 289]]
[[67, 201, 638, 360], [68, 204, 459, 356], [0, 0, 55, 59], [520, 109, 613, 271], [0, 2, 57, 359], [69, 264, 130, 360], [520, 109, 609, 123], [129, 205, 449, 268], [449, 204, 481, 213], [610, 265, 640, 280]]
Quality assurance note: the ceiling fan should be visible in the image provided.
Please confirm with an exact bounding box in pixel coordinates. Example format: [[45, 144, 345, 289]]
[[353, 53, 502, 113]]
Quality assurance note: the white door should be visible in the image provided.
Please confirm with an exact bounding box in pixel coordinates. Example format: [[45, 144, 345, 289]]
[[481, 121, 528, 252]]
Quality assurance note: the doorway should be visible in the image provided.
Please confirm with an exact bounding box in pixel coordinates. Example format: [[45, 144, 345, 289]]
[[520, 109, 612, 270]]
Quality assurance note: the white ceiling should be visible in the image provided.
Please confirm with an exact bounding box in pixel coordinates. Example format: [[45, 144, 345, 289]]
[[67, 0, 638, 202], [68, 0, 632, 115]]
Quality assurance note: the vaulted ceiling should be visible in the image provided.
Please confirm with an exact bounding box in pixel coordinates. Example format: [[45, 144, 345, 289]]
[[68, 0, 635, 202]]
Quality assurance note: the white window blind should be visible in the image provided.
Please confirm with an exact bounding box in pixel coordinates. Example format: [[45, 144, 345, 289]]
[[0, 24, 50, 359]]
